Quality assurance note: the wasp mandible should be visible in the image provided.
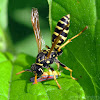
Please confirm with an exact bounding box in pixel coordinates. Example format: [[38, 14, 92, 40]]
[[16, 8, 88, 89]]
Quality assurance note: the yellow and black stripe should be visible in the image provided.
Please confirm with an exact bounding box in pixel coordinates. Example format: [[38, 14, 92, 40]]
[[52, 14, 70, 49]]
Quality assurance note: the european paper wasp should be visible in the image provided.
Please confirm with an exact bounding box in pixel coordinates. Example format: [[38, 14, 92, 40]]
[[16, 8, 88, 89]]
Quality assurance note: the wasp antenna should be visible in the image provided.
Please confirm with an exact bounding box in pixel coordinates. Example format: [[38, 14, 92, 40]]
[[16, 70, 25, 75], [16, 69, 32, 75]]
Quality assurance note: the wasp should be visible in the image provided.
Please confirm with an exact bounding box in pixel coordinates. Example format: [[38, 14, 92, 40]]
[[16, 8, 88, 89]]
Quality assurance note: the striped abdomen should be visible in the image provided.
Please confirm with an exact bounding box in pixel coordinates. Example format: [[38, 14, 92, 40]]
[[52, 14, 70, 49]]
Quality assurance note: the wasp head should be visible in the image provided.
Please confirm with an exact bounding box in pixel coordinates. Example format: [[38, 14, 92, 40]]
[[31, 64, 43, 76]]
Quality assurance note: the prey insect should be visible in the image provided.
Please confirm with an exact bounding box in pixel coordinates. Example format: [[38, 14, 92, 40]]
[[30, 71, 61, 84], [16, 8, 88, 89]]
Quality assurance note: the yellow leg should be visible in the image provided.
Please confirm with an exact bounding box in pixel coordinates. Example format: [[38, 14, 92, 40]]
[[49, 67, 61, 89], [55, 59, 76, 80], [34, 73, 38, 84], [64, 66, 75, 80], [58, 26, 88, 51], [56, 63, 60, 70], [53, 71, 61, 89], [55, 57, 60, 70]]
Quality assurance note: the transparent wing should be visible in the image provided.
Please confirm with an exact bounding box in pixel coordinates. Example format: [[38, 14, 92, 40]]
[[31, 8, 42, 53]]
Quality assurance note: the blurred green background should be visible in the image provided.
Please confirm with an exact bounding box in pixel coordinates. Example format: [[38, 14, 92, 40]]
[[0, 0, 51, 57]]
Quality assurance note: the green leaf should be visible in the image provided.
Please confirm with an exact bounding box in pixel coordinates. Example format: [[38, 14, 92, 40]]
[[48, 0, 100, 99], [0, 52, 12, 100], [9, 53, 85, 100]]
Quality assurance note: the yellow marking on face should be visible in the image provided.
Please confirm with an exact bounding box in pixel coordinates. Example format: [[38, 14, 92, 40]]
[[38, 68, 43, 73]]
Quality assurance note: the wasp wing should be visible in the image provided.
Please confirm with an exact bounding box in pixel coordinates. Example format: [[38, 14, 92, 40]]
[[31, 8, 42, 53]]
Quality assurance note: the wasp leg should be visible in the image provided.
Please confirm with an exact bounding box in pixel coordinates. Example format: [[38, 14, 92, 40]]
[[55, 59, 75, 80], [49, 67, 61, 89], [58, 26, 88, 51], [34, 73, 38, 84], [16, 69, 32, 75], [55, 57, 60, 70]]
